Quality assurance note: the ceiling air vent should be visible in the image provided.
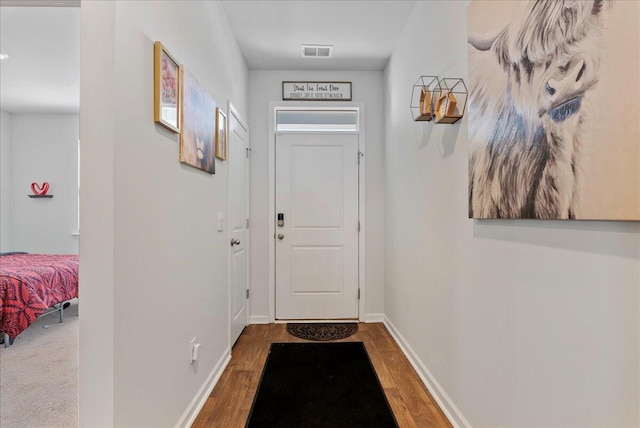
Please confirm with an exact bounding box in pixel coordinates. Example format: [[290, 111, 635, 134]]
[[301, 44, 333, 58]]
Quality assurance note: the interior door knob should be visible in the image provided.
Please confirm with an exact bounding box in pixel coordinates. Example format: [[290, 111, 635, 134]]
[[230, 238, 240, 246], [277, 234, 284, 240]]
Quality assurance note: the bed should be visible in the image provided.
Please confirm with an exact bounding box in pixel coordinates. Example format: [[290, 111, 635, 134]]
[[0, 253, 79, 346]]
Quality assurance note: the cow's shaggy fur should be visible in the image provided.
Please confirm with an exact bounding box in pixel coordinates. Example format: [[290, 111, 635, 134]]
[[468, 0, 609, 218]]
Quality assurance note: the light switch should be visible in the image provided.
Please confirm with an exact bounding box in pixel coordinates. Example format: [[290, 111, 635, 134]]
[[217, 213, 225, 232], [192, 343, 201, 362]]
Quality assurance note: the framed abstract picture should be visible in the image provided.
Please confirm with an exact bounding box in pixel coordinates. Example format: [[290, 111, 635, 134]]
[[215, 107, 227, 161], [180, 69, 216, 174], [467, 1, 639, 220], [153, 41, 181, 133]]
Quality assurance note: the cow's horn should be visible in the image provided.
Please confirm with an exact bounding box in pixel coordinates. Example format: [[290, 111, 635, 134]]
[[468, 31, 500, 51]]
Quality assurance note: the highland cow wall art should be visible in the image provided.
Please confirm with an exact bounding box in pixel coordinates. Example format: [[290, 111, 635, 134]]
[[468, 0, 639, 220]]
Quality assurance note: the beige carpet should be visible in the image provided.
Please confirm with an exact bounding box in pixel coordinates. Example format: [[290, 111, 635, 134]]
[[0, 300, 78, 428]]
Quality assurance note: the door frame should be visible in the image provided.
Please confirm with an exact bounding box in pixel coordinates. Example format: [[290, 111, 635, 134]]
[[227, 100, 250, 346], [268, 102, 366, 323]]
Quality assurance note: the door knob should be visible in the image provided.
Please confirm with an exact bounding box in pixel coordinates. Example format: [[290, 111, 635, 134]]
[[230, 238, 241, 246], [277, 234, 284, 240]]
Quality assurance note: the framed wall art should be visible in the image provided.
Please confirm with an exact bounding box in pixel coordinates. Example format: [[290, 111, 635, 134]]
[[215, 107, 227, 161], [467, 1, 639, 220], [153, 41, 181, 133], [282, 81, 352, 101], [180, 69, 216, 174]]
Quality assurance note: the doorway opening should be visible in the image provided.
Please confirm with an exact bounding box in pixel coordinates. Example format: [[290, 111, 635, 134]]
[[0, 4, 80, 428]]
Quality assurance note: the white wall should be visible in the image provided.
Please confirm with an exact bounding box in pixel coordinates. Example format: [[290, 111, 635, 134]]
[[0, 110, 11, 252], [384, 1, 639, 427], [7, 114, 79, 254], [248, 70, 385, 321], [79, 1, 248, 426]]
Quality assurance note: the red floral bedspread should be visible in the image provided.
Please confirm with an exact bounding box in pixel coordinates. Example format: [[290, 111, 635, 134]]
[[0, 254, 79, 340]]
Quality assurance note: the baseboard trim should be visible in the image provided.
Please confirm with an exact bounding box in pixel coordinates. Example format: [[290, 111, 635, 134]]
[[383, 316, 471, 428], [249, 315, 269, 324], [176, 347, 231, 428], [363, 313, 385, 323]]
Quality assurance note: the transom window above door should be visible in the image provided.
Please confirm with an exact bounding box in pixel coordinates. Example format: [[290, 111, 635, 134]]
[[275, 108, 359, 132]]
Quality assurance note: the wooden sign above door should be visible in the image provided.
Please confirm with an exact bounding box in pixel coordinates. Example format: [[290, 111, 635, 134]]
[[282, 81, 352, 101]]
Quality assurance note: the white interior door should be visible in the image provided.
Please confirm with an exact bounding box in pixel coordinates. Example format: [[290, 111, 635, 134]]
[[229, 106, 249, 345], [275, 133, 359, 319]]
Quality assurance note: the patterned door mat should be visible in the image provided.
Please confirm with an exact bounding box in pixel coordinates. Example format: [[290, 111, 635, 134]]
[[286, 323, 358, 341]]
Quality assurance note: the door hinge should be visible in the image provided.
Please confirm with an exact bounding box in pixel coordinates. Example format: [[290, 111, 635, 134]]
[[357, 289, 361, 300], [358, 221, 360, 232], [358, 151, 364, 164], [246, 147, 251, 158], [246, 289, 250, 299], [246, 218, 250, 229]]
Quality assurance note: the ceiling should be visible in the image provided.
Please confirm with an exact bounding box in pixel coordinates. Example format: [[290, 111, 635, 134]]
[[0, 1, 415, 114], [221, 0, 417, 71], [0, 6, 79, 113]]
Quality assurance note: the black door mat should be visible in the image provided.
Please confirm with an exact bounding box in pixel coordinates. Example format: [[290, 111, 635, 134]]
[[286, 322, 358, 341], [246, 342, 398, 427]]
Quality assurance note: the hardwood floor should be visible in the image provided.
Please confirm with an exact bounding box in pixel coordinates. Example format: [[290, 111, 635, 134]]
[[192, 323, 452, 428]]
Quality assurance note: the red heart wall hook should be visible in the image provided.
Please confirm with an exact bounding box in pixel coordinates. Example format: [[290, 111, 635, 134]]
[[31, 182, 50, 196]]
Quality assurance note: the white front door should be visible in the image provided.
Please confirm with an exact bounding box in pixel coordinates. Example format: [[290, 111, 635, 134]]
[[275, 133, 359, 319], [229, 106, 249, 345]]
